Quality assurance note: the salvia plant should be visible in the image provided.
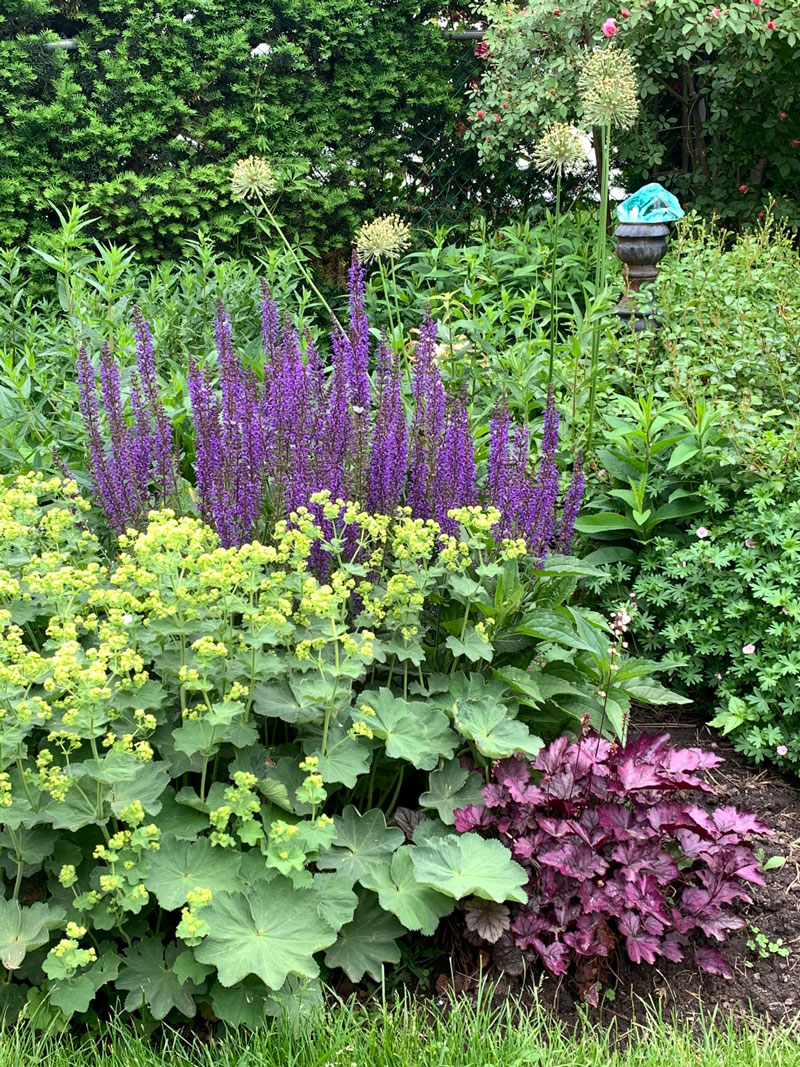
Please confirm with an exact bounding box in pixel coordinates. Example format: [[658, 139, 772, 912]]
[[76, 255, 584, 554], [454, 730, 770, 1003], [0, 474, 683, 1025]]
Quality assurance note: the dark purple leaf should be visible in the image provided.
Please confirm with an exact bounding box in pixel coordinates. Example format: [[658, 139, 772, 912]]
[[538, 842, 607, 881], [694, 946, 733, 979]]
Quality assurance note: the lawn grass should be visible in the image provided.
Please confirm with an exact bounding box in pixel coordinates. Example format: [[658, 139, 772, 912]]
[[1, 992, 798, 1067]]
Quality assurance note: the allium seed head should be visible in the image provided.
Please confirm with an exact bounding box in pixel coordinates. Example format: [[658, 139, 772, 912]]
[[579, 47, 639, 131], [533, 122, 587, 176], [230, 156, 277, 201], [355, 214, 411, 263]]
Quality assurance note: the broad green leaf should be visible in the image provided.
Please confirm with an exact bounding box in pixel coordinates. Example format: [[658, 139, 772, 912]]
[[311, 873, 359, 931], [361, 848, 455, 934], [317, 806, 404, 884], [623, 681, 692, 705], [194, 878, 336, 989], [211, 975, 322, 1028], [251, 678, 324, 724], [48, 949, 120, 1017], [145, 836, 243, 910], [534, 555, 606, 577], [108, 761, 170, 816], [0, 900, 64, 970], [515, 609, 596, 652], [574, 512, 640, 534], [411, 834, 527, 904], [304, 725, 372, 787], [356, 689, 456, 770], [48, 784, 98, 831], [445, 627, 493, 663], [153, 788, 207, 840], [453, 698, 542, 760], [118, 940, 200, 1019], [172, 950, 214, 986], [419, 759, 485, 825], [324, 891, 403, 982]]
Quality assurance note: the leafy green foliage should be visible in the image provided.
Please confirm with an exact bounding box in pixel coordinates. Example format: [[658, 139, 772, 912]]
[[0, 1, 457, 259], [633, 476, 800, 774], [470, 0, 800, 226], [0, 474, 677, 1024]]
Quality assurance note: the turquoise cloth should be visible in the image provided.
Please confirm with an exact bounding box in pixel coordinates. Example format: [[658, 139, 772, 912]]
[[617, 183, 685, 223]]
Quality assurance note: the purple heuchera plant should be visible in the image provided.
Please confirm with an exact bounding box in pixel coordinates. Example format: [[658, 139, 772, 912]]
[[455, 731, 771, 1003], [78, 253, 583, 550]]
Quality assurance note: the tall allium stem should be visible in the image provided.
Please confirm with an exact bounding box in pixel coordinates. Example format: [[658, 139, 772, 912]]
[[547, 172, 562, 390], [252, 194, 338, 325], [585, 123, 611, 451]]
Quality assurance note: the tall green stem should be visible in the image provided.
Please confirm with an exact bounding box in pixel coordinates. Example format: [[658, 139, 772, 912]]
[[547, 171, 562, 390], [252, 196, 338, 326], [585, 123, 611, 451]]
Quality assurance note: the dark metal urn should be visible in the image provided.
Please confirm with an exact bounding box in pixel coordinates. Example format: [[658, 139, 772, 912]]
[[614, 222, 670, 332]]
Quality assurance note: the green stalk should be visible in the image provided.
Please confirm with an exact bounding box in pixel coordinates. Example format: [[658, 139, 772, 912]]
[[252, 196, 338, 326], [585, 123, 611, 451], [547, 170, 562, 390], [378, 260, 397, 342]]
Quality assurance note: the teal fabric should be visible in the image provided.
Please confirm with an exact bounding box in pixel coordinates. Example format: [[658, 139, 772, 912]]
[[617, 183, 685, 223]]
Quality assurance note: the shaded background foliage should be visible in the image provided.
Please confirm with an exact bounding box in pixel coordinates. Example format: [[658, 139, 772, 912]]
[[0, 0, 472, 260]]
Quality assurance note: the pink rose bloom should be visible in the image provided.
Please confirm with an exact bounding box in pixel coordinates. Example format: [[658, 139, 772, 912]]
[[742, 643, 756, 655], [711, 7, 721, 16], [601, 17, 618, 36], [777, 745, 788, 756], [696, 526, 710, 539], [752, 0, 762, 5]]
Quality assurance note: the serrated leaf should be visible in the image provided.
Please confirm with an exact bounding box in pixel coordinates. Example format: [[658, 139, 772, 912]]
[[304, 725, 372, 787], [453, 698, 542, 760], [48, 949, 120, 1016], [445, 627, 493, 663], [463, 898, 511, 943], [360, 847, 454, 934], [411, 834, 527, 904], [108, 761, 170, 816], [145, 836, 243, 910], [419, 759, 485, 825], [355, 689, 456, 770], [118, 940, 200, 1019], [324, 890, 403, 982], [0, 900, 64, 970], [311, 873, 359, 931], [317, 806, 404, 884], [194, 878, 336, 989]]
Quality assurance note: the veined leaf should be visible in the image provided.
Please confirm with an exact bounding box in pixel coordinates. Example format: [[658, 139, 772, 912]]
[[411, 834, 527, 904], [145, 836, 243, 910], [323, 890, 403, 982], [419, 759, 485, 825], [195, 878, 337, 989], [317, 806, 404, 884], [453, 698, 542, 760], [0, 900, 64, 970], [355, 689, 456, 770], [360, 847, 455, 934]]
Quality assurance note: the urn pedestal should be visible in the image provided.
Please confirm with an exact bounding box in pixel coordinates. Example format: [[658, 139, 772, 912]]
[[613, 222, 670, 332]]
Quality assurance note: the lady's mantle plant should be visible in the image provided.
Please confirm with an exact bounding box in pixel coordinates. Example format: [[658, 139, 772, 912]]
[[455, 730, 771, 1002], [0, 474, 680, 1025]]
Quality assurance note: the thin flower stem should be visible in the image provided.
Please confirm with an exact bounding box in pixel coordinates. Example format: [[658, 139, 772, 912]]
[[585, 124, 611, 451], [251, 197, 338, 326], [547, 172, 562, 390]]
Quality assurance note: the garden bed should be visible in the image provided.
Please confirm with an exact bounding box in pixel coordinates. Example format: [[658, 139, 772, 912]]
[[425, 705, 800, 1032]]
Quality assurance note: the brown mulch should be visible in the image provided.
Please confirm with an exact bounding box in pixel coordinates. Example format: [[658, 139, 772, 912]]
[[429, 705, 800, 1031]]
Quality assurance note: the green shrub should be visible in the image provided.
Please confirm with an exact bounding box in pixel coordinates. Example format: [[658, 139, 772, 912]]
[[633, 476, 800, 774], [0, 1, 456, 259], [470, 0, 800, 227], [0, 473, 678, 1025]]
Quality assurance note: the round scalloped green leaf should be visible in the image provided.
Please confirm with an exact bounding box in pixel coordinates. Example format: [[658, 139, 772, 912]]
[[410, 834, 528, 904], [360, 847, 455, 934], [323, 891, 403, 982], [194, 878, 337, 989], [317, 806, 405, 884], [453, 698, 542, 760], [419, 759, 485, 825], [145, 836, 243, 910], [0, 899, 64, 970], [357, 689, 456, 770]]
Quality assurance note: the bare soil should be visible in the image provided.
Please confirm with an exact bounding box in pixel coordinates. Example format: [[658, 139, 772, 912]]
[[426, 706, 800, 1032]]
